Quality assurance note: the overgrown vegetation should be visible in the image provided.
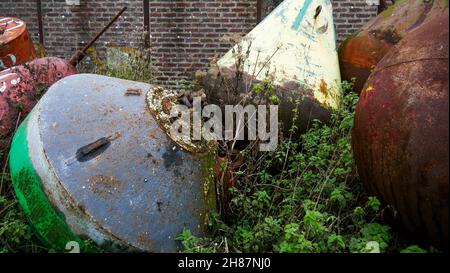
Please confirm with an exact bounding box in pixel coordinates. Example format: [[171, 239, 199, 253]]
[[173, 35, 432, 253], [176, 81, 432, 253], [78, 47, 153, 83], [0, 191, 43, 253], [0, 47, 435, 253]]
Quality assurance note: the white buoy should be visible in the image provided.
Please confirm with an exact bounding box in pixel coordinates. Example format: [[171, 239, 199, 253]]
[[201, 0, 342, 135]]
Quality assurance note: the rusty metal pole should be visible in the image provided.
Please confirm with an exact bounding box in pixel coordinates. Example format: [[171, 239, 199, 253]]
[[80, 6, 127, 54], [143, 0, 150, 48], [36, 0, 45, 57], [69, 6, 127, 66]]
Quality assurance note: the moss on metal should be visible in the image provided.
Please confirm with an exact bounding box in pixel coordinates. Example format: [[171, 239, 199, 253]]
[[9, 116, 96, 252], [200, 152, 218, 227], [382, 0, 409, 18]]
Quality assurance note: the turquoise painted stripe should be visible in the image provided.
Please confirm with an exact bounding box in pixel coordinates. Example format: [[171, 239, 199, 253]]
[[291, 0, 313, 31]]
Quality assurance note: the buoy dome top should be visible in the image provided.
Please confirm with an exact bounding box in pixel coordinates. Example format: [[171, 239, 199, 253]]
[[0, 17, 27, 44]]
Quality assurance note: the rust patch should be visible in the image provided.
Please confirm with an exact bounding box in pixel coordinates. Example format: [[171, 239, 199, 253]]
[[156, 200, 163, 213], [137, 234, 156, 250], [125, 88, 142, 96], [161, 97, 173, 115], [370, 28, 402, 44], [146, 86, 216, 154], [88, 175, 124, 199], [319, 79, 328, 98]]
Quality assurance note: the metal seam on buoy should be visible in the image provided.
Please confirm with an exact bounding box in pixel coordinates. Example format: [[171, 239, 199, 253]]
[[371, 57, 449, 75]]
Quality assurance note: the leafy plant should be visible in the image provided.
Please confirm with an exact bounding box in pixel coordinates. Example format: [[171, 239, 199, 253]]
[[177, 81, 428, 253], [176, 228, 214, 253], [252, 80, 279, 104], [0, 195, 44, 253], [401, 245, 428, 254]]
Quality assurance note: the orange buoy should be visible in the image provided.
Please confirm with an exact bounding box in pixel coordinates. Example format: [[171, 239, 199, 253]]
[[0, 17, 37, 70], [338, 0, 447, 94]]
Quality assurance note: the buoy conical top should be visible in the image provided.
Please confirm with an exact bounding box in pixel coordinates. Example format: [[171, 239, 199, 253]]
[[218, 0, 341, 109]]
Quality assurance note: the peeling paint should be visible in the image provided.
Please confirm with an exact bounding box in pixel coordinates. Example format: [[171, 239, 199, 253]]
[[0, 17, 37, 69]]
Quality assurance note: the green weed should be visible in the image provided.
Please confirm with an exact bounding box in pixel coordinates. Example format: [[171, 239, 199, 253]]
[[177, 81, 432, 253]]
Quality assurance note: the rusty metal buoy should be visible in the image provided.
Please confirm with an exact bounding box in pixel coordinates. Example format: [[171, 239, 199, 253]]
[[0, 57, 77, 140], [9, 74, 217, 252], [338, 0, 447, 93], [352, 11, 449, 248], [0, 17, 37, 70]]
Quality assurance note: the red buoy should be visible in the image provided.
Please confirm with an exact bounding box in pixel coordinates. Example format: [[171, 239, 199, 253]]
[[338, 0, 447, 93], [0, 7, 127, 147], [353, 11, 449, 248], [0, 57, 77, 138]]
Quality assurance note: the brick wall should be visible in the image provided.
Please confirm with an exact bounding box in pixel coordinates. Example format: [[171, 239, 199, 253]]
[[149, 0, 257, 85], [1, 0, 380, 86], [331, 0, 378, 42]]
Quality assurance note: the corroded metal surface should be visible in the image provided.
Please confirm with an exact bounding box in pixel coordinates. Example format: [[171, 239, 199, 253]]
[[0, 57, 77, 139], [353, 12, 449, 248], [201, 0, 341, 134], [146, 86, 216, 154], [0, 17, 37, 69], [9, 74, 217, 252], [216, 149, 244, 217], [338, 0, 448, 93], [0, 95, 12, 147]]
